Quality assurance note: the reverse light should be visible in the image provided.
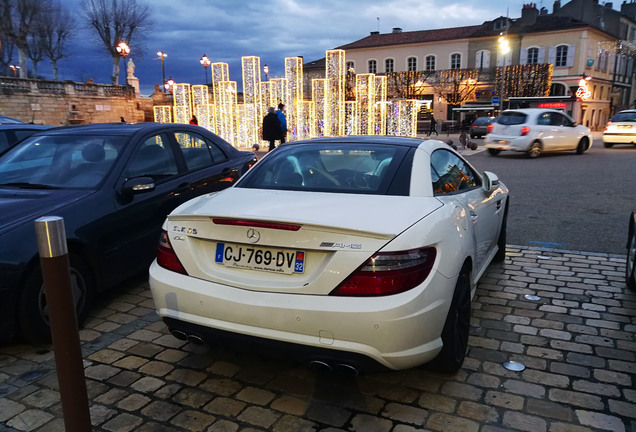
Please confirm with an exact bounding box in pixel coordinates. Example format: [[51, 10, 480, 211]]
[[330, 247, 437, 296], [520, 126, 530, 136], [157, 230, 187, 274]]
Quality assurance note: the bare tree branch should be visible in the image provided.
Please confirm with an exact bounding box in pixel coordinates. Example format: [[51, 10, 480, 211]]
[[0, 0, 41, 78], [38, 0, 73, 81]]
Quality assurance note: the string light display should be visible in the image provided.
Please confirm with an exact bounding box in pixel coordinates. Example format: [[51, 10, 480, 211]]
[[153, 105, 172, 123], [164, 50, 421, 147]]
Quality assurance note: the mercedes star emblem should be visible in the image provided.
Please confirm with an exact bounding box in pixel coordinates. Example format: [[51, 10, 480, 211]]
[[246, 228, 260, 243]]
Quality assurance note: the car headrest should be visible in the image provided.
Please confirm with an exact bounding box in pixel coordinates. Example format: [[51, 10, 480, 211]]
[[82, 143, 105, 163]]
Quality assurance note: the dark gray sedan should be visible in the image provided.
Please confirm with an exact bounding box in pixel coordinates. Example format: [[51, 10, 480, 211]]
[[469, 117, 495, 139]]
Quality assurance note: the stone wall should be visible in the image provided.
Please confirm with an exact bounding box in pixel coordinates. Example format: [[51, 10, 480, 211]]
[[0, 77, 156, 125]]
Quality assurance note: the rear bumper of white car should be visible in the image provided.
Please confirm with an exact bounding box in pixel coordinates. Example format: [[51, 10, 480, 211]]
[[603, 132, 636, 144], [149, 260, 457, 371], [484, 135, 531, 152]]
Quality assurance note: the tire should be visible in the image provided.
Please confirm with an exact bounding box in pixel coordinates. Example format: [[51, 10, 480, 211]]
[[487, 148, 501, 156], [603, 142, 614, 148], [428, 265, 471, 373], [494, 202, 508, 262], [470, 134, 475, 139], [527, 141, 542, 158], [576, 137, 589, 154], [627, 214, 636, 291], [19, 254, 94, 344]]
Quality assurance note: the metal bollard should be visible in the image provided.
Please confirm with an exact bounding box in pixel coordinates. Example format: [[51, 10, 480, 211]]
[[35, 216, 92, 432]]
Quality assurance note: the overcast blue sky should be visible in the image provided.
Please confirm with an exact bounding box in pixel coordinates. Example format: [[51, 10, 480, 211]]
[[41, 0, 599, 96]]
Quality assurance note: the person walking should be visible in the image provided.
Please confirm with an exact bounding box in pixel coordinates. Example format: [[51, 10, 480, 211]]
[[429, 117, 438, 136], [262, 107, 282, 152], [275, 103, 287, 144]]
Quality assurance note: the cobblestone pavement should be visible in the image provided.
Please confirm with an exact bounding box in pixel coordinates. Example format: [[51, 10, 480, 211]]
[[0, 246, 634, 432]]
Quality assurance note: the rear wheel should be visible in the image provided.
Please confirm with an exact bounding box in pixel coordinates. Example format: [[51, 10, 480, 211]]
[[19, 254, 94, 344], [576, 137, 589, 154], [527, 141, 542, 158], [487, 148, 501, 156], [428, 265, 471, 373]]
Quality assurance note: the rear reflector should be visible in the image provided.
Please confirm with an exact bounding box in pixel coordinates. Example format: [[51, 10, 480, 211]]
[[330, 247, 437, 296], [157, 231, 187, 275], [212, 218, 301, 231]]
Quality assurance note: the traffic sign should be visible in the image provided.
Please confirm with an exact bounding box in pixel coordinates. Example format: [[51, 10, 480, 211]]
[[491, 96, 500, 105]]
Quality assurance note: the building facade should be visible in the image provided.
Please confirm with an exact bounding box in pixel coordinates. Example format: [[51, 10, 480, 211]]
[[312, 0, 636, 130]]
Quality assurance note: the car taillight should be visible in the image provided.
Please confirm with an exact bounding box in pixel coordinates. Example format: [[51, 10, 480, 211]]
[[330, 247, 436, 296], [157, 230, 187, 274], [520, 126, 530, 136], [487, 124, 494, 133], [471, 123, 477, 128]]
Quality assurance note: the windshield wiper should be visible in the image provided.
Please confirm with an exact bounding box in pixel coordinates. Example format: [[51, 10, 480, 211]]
[[0, 182, 60, 189]]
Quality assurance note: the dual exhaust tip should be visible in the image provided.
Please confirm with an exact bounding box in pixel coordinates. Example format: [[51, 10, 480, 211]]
[[170, 329, 360, 376]]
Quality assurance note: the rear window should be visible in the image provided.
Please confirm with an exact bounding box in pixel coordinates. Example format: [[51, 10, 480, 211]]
[[474, 117, 493, 125], [496, 112, 527, 126], [237, 143, 409, 195], [611, 111, 636, 122]]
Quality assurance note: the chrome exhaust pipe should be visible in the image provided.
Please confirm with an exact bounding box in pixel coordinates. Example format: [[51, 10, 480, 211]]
[[308, 360, 332, 373], [170, 329, 188, 341], [187, 334, 205, 345], [335, 363, 359, 376]]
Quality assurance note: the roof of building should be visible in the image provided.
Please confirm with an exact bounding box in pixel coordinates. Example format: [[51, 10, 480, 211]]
[[336, 13, 599, 51]]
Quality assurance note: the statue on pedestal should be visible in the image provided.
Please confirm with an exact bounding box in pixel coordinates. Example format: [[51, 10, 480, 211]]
[[127, 58, 136, 78]]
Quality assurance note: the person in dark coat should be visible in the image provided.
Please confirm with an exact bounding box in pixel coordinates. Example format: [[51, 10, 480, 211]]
[[428, 117, 438, 136], [262, 107, 282, 152]]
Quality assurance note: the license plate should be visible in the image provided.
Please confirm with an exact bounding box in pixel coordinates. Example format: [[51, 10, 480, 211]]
[[215, 243, 305, 274], [618, 125, 632, 129]]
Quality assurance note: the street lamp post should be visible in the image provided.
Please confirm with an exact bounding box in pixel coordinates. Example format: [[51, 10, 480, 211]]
[[164, 77, 175, 93], [200, 54, 211, 85], [498, 34, 510, 113], [263, 64, 269, 81], [115, 41, 130, 85], [157, 51, 167, 92]]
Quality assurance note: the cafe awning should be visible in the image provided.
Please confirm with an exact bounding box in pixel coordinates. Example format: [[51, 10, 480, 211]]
[[452, 105, 495, 112]]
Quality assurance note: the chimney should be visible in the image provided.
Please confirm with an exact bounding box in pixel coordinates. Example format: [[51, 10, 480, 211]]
[[370, 31, 380, 35], [553, 0, 561, 13], [520, 3, 539, 24], [392, 27, 403, 33], [621, 0, 636, 20], [605, 2, 613, 8]]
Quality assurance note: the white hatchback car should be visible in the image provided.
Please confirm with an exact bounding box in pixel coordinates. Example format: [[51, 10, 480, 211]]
[[149, 136, 509, 373], [603, 109, 636, 148], [485, 108, 593, 158]]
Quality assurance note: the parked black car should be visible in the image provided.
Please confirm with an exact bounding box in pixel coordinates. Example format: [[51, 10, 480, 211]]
[[0, 124, 55, 154], [469, 117, 495, 139], [0, 123, 257, 344]]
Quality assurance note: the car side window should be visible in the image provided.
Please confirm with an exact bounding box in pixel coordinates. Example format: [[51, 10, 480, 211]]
[[537, 113, 551, 125], [430, 149, 480, 195], [125, 133, 178, 180], [174, 131, 228, 171]]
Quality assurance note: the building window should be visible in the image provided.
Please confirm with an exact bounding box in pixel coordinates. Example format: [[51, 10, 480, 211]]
[[527, 47, 539, 64], [425, 55, 436, 71], [368, 59, 377, 74], [550, 83, 566, 96], [451, 53, 461, 69], [385, 58, 394, 73], [407, 57, 417, 72], [555, 45, 568, 67], [475, 50, 490, 70], [346, 61, 355, 74]]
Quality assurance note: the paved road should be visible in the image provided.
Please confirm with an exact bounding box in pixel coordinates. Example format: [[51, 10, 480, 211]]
[[0, 248, 634, 431]]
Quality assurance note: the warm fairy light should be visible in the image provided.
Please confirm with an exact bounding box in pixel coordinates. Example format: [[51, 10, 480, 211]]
[[374, 75, 387, 135], [195, 104, 215, 131], [345, 101, 359, 135], [285, 57, 303, 140], [325, 50, 345, 136], [296, 100, 315, 140], [217, 81, 237, 145], [153, 105, 172, 123], [241, 56, 261, 145], [312, 79, 327, 137], [191, 85, 209, 107], [356, 74, 375, 135], [387, 100, 417, 137]]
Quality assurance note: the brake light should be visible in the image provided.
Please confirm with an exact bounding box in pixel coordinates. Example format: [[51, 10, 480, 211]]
[[330, 247, 436, 296], [157, 230, 187, 274], [213, 218, 301, 231], [520, 126, 530, 136], [487, 124, 494, 134], [471, 123, 477, 128], [606, 120, 612, 126]]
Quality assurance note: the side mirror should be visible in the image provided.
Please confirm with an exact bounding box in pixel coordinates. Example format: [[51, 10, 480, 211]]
[[482, 171, 500, 194], [121, 176, 155, 196]]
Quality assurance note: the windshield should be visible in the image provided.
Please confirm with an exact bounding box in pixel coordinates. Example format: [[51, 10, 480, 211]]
[[237, 143, 408, 195], [0, 134, 126, 189], [611, 112, 636, 122]]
